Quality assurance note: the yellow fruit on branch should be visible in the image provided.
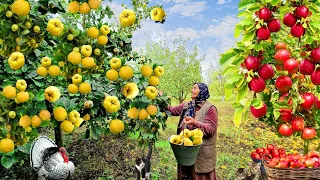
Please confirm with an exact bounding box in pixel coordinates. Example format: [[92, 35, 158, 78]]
[[103, 96, 121, 113], [81, 45, 92, 57], [148, 76, 160, 86], [83, 114, 91, 121], [87, 27, 99, 38], [68, 84, 78, 94], [169, 135, 182, 145], [151, 7, 166, 22], [145, 86, 158, 99], [19, 115, 31, 128], [79, 82, 91, 94], [84, 100, 93, 108], [41, 57, 52, 67], [154, 66, 164, 77], [67, 34, 74, 41], [122, 82, 139, 99], [79, 2, 90, 14], [106, 69, 119, 81], [140, 65, 153, 77], [24, 126, 32, 132], [109, 119, 124, 134], [33, 26, 41, 33], [48, 65, 61, 77], [147, 105, 158, 116], [6, 11, 13, 18], [11, 24, 19, 32], [109, 57, 122, 69], [68, 1, 79, 13], [8, 52, 25, 70], [12, 0, 30, 16], [16, 79, 27, 91], [2, 86, 16, 99], [47, 18, 64, 36], [88, 0, 100, 9], [8, 111, 16, 119], [74, 118, 84, 127], [44, 86, 61, 102], [31, 115, 42, 127], [68, 51, 82, 65], [5, 124, 12, 131], [72, 74, 82, 84], [127, 107, 139, 119], [119, 9, 136, 27], [97, 35, 108, 45], [100, 25, 110, 35], [60, 120, 74, 133], [68, 110, 80, 123], [0, 138, 15, 153], [16, 91, 29, 103], [37, 66, 48, 77], [53, 107, 67, 121], [119, 65, 134, 80], [94, 48, 101, 56], [39, 110, 51, 121], [138, 109, 149, 120], [81, 57, 96, 68]]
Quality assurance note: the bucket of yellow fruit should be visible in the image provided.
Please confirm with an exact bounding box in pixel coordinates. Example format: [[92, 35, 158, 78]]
[[169, 128, 203, 166]]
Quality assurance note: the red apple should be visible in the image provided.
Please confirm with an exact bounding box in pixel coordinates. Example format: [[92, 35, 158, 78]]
[[315, 97, 320, 109], [275, 75, 292, 93], [300, 93, 315, 110], [249, 77, 266, 93], [259, 7, 272, 21], [300, 164, 306, 169], [257, 27, 271, 40], [272, 156, 280, 163], [251, 151, 261, 159], [267, 19, 281, 32], [295, 5, 309, 19], [268, 161, 277, 167], [293, 154, 304, 162], [311, 68, 320, 85], [272, 149, 280, 158], [244, 55, 260, 71], [275, 42, 287, 50], [305, 157, 315, 168], [278, 124, 293, 137], [311, 47, 320, 63], [267, 144, 276, 151], [283, 13, 297, 27], [276, 160, 289, 168], [258, 64, 275, 80], [290, 159, 301, 168], [274, 49, 290, 64], [256, 147, 265, 155], [291, 116, 304, 132], [284, 58, 299, 74], [299, 59, 315, 75], [279, 108, 293, 123], [291, 24, 305, 38], [308, 150, 320, 158], [302, 127, 317, 140], [250, 103, 267, 118]]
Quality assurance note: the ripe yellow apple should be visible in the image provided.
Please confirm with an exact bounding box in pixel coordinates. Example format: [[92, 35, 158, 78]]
[[119, 9, 136, 27], [68, 1, 79, 13], [68, 51, 82, 65], [16, 79, 27, 91], [150, 7, 166, 22], [33, 25, 41, 33], [47, 18, 64, 36], [41, 57, 51, 67], [122, 82, 139, 99], [68, 110, 80, 123], [12, 0, 30, 16], [2, 86, 17, 99], [81, 45, 92, 57], [8, 52, 25, 70], [100, 25, 110, 35], [72, 74, 82, 84], [140, 65, 153, 77], [109, 57, 122, 69], [44, 86, 61, 102], [103, 96, 121, 113], [145, 86, 158, 99], [154, 66, 164, 77]]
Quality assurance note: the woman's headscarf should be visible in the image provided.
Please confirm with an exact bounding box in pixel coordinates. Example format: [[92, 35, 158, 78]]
[[178, 83, 210, 130]]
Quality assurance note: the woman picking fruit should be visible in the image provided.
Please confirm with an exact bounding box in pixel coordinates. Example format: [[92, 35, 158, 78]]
[[167, 82, 218, 180]]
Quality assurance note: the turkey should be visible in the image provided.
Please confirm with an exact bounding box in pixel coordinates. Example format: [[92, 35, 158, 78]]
[[30, 136, 75, 180]]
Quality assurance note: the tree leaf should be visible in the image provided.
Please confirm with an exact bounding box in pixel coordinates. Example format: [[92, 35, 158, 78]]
[[1, 155, 15, 169], [233, 108, 243, 128], [251, 98, 263, 108], [234, 24, 243, 38]]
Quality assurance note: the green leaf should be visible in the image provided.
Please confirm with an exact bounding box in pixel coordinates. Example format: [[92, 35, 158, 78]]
[[226, 74, 243, 84], [220, 50, 236, 67], [21, 30, 30, 35], [251, 98, 263, 108], [239, 18, 254, 26], [236, 85, 248, 103], [273, 109, 280, 120], [243, 31, 255, 44], [234, 24, 243, 38], [238, 0, 255, 10], [233, 108, 243, 128], [1, 155, 15, 169], [271, 0, 281, 6], [224, 84, 234, 100], [34, 49, 41, 57], [17, 143, 31, 154]]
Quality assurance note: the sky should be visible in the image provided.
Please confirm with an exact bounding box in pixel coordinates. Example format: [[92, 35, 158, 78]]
[[104, 0, 241, 77]]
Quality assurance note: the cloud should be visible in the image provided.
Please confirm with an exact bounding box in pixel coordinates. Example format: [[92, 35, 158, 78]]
[[161, 0, 189, 3], [102, 1, 125, 24], [167, 1, 207, 17], [217, 0, 231, 5], [166, 27, 200, 40], [200, 15, 239, 38]]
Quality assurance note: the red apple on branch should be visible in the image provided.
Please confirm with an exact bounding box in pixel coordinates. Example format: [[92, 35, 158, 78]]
[[275, 75, 292, 93], [278, 124, 293, 137], [291, 116, 304, 132], [274, 49, 290, 64], [311, 47, 320, 63], [299, 59, 315, 75], [300, 93, 315, 110], [283, 13, 297, 27], [259, 7, 272, 21], [257, 27, 271, 40], [249, 77, 266, 93], [258, 64, 275, 80], [268, 19, 281, 32], [244, 55, 260, 71], [250, 103, 267, 118], [302, 127, 317, 140], [291, 24, 305, 38], [284, 58, 299, 74], [295, 5, 309, 19]]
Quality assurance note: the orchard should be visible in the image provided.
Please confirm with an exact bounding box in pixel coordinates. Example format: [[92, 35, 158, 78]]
[[0, 0, 169, 169], [221, 0, 320, 175]]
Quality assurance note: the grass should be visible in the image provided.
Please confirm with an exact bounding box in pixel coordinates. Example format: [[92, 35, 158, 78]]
[[1, 96, 320, 179]]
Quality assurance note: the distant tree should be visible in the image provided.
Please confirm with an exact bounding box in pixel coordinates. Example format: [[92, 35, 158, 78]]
[[144, 37, 203, 103], [209, 68, 226, 101]]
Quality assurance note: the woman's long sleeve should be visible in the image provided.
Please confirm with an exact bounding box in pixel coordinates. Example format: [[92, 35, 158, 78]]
[[195, 106, 218, 137], [167, 103, 184, 116]]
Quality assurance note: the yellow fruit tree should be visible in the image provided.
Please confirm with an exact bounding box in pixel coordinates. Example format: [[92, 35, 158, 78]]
[[0, 0, 168, 168]]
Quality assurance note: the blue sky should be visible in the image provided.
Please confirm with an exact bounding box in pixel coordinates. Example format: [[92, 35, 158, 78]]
[[106, 0, 241, 76]]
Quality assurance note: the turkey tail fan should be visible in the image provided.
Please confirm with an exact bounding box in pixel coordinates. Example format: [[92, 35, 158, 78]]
[[30, 136, 57, 170]]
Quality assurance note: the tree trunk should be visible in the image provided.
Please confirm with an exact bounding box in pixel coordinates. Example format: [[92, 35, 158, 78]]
[[54, 126, 63, 147]]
